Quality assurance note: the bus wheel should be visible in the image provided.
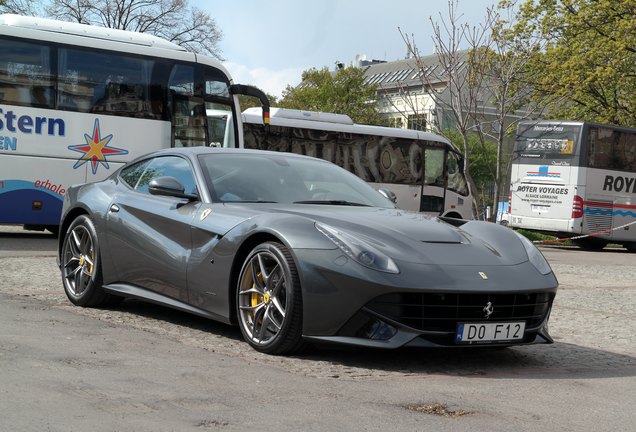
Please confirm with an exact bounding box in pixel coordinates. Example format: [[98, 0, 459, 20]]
[[574, 237, 607, 251], [625, 243, 636, 253]]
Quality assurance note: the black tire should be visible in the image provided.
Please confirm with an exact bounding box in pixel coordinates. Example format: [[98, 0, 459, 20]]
[[625, 243, 636, 253], [574, 237, 608, 251], [236, 242, 305, 355], [60, 215, 117, 307]]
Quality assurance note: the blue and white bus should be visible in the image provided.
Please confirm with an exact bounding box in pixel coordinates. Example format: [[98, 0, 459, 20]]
[[509, 120, 636, 251], [0, 14, 268, 233]]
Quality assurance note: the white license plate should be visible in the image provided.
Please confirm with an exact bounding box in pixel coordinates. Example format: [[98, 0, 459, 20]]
[[531, 204, 550, 213], [456, 322, 526, 344]]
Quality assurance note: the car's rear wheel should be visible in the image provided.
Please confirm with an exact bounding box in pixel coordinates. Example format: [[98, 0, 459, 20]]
[[236, 242, 305, 354], [61, 215, 119, 307]]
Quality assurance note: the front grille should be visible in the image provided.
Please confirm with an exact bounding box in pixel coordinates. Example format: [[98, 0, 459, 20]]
[[366, 292, 552, 333]]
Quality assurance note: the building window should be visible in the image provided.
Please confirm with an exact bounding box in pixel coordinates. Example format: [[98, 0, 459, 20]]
[[407, 113, 427, 131]]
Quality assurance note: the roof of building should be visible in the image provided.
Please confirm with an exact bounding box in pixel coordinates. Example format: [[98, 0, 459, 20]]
[[362, 51, 468, 91]]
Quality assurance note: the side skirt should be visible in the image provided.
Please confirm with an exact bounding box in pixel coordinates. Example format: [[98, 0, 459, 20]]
[[102, 283, 232, 325]]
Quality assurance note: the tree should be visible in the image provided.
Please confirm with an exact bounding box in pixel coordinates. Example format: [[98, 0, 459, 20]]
[[279, 66, 386, 125], [400, 0, 491, 218], [468, 6, 553, 221], [503, 0, 636, 126], [399, 1, 554, 220], [238, 91, 278, 111], [1, 0, 223, 59]]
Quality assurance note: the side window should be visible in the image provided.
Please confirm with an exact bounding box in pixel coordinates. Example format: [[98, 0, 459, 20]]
[[135, 156, 197, 195], [424, 147, 445, 187], [0, 38, 53, 108], [57, 48, 158, 118], [447, 152, 469, 196], [119, 159, 151, 188], [169, 64, 206, 147]]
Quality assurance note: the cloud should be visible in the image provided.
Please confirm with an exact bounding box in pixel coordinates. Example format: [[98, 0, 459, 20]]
[[223, 62, 306, 99]]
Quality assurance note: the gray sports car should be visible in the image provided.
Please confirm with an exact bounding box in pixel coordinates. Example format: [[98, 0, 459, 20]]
[[57, 147, 558, 354]]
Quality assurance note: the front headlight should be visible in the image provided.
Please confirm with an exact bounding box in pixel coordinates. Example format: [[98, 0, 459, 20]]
[[515, 232, 553, 275], [315, 222, 399, 273]]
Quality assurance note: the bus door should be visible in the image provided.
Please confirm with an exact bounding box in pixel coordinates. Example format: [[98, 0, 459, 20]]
[[420, 147, 447, 214]]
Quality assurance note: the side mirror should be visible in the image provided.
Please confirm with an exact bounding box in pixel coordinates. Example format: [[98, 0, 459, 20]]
[[378, 188, 397, 204], [149, 176, 198, 201]]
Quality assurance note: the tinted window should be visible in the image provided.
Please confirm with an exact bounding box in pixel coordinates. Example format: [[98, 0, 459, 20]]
[[169, 64, 206, 147], [515, 123, 580, 164], [447, 152, 468, 196], [0, 37, 53, 108], [588, 126, 636, 171], [120, 159, 152, 188], [57, 48, 161, 118], [135, 156, 196, 195]]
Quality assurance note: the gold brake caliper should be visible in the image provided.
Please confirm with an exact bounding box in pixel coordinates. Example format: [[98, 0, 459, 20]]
[[250, 271, 264, 321]]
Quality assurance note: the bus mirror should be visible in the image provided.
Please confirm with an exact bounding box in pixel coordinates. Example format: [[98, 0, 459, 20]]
[[378, 188, 397, 204], [230, 84, 270, 125]]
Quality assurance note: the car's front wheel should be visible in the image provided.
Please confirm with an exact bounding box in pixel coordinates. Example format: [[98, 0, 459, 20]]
[[236, 242, 305, 354], [61, 215, 119, 307]]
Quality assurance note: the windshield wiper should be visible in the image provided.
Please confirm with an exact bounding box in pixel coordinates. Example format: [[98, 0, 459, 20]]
[[293, 200, 370, 207]]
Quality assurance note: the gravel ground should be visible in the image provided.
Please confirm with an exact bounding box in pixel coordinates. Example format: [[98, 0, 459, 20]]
[[0, 247, 634, 380]]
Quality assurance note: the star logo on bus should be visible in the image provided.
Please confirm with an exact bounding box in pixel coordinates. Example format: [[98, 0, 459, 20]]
[[68, 119, 128, 175]]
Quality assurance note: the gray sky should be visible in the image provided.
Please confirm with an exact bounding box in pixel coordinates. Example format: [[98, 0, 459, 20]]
[[195, 0, 497, 97]]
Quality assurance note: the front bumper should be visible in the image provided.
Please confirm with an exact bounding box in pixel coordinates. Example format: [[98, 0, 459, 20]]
[[293, 249, 557, 348]]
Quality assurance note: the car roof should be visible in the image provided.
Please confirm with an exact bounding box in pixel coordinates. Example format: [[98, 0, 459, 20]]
[[148, 146, 329, 162]]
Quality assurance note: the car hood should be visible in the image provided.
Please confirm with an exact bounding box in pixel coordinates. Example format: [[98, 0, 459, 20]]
[[206, 204, 529, 267]]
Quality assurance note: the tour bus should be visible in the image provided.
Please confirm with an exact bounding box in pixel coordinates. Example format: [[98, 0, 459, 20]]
[[233, 107, 472, 218], [0, 14, 268, 232], [508, 120, 636, 251]]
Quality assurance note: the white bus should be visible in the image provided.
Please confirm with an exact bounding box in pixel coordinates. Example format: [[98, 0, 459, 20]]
[[0, 14, 269, 232], [236, 107, 472, 218], [509, 120, 636, 251]]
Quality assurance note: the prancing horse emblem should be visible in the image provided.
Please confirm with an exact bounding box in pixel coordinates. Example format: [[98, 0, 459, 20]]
[[483, 301, 494, 319]]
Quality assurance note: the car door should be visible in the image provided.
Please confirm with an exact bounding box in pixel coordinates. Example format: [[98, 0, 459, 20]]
[[104, 155, 199, 303]]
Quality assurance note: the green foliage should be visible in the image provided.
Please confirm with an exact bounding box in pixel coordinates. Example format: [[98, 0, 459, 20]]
[[503, 0, 636, 126], [238, 92, 278, 111], [279, 66, 386, 125], [514, 228, 557, 243], [443, 129, 497, 206]]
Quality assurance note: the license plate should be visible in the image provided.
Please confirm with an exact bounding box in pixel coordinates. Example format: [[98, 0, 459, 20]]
[[456, 322, 525, 344], [531, 204, 550, 213]]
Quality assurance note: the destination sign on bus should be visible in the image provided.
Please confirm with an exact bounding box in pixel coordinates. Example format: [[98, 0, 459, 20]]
[[521, 138, 574, 155]]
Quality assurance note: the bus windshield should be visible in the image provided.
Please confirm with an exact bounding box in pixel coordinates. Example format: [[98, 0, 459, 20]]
[[515, 122, 582, 164]]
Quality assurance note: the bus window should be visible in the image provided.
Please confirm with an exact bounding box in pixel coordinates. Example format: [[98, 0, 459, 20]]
[[588, 126, 636, 171], [57, 48, 156, 118], [447, 152, 468, 195], [169, 64, 206, 147], [424, 147, 445, 187], [204, 67, 234, 147], [0, 38, 53, 108]]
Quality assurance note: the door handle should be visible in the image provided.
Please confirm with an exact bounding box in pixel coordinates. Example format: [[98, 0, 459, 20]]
[[109, 204, 120, 213]]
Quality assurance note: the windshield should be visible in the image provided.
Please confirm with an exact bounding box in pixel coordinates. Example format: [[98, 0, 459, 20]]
[[199, 153, 396, 208], [515, 123, 581, 164]]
